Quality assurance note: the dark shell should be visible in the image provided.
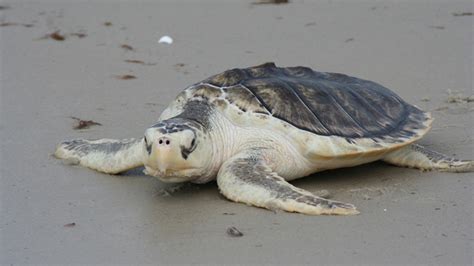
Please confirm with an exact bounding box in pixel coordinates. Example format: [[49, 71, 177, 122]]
[[196, 62, 430, 139]]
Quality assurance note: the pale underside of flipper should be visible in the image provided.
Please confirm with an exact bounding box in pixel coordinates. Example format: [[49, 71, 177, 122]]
[[383, 144, 474, 172], [54, 138, 144, 174], [217, 150, 359, 215]]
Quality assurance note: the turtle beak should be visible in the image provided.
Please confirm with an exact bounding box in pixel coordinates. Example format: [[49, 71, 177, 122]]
[[148, 137, 172, 172], [150, 136, 183, 173], [157, 151, 170, 172]]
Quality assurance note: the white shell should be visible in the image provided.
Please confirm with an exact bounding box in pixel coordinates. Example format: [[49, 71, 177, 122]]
[[158, 35, 173, 44]]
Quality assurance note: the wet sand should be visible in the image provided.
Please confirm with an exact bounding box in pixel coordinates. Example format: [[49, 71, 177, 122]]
[[1, 1, 472, 264]]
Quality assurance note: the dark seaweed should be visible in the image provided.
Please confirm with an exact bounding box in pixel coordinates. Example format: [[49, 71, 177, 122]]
[[124, 59, 156, 66], [115, 74, 137, 80], [64, 222, 76, 227], [120, 44, 134, 51], [71, 117, 102, 130], [252, 0, 289, 4]]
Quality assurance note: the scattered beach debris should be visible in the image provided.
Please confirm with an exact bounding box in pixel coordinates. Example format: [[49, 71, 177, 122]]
[[222, 212, 236, 216], [304, 22, 316, 27], [104, 21, 112, 26], [0, 22, 34, 27], [70, 32, 87, 38], [38, 31, 86, 41], [344, 38, 354, 43], [120, 44, 135, 51], [446, 89, 474, 103], [420, 97, 430, 102], [429, 25, 445, 30], [174, 63, 190, 74], [0, 5, 10, 10], [64, 222, 76, 228], [70, 116, 102, 130], [47, 31, 66, 41], [115, 74, 137, 80], [158, 35, 173, 44], [252, 0, 289, 5], [452, 12, 473, 16], [226, 226, 244, 237], [124, 59, 157, 66]]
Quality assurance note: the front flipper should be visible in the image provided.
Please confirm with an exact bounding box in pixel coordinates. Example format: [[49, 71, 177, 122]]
[[54, 138, 144, 174], [383, 144, 473, 173], [217, 151, 359, 215]]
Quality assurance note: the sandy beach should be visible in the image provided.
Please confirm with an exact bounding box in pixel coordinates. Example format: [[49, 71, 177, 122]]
[[1, 1, 472, 264]]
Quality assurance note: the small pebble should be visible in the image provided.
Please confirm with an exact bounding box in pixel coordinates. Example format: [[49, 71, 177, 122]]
[[226, 226, 243, 237]]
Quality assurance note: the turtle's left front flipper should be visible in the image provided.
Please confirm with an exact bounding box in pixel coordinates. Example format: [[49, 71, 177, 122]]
[[54, 138, 144, 174], [383, 144, 473, 172], [217, 150, 359, 215]]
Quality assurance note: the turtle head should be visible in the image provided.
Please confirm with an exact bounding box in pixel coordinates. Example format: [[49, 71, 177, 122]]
[[142, 118, 211, 182]]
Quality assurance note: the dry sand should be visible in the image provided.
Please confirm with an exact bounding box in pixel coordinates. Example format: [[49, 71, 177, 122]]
[[1, 1, 473, 264]]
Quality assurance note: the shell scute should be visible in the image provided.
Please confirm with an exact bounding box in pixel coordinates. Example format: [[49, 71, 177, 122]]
[[205, 68, 248, 87], [224, 85, 269, 114], [183, 63, 432, 150]]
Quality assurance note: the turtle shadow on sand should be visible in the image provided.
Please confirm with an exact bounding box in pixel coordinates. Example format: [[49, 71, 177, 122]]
[[119, 159, 435, 211]]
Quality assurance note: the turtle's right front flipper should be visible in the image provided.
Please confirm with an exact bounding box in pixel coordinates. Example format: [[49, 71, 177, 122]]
[[217, 150, 359, 215], [54, 138, 144, 174]]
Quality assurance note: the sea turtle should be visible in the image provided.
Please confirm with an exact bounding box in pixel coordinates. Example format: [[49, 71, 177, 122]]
[[54, 63, 473, 215]]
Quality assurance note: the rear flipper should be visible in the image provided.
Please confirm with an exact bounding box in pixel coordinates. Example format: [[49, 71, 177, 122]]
[[383, 144, 473, 172], [54, 138, 144, 174]]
